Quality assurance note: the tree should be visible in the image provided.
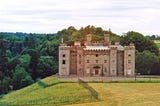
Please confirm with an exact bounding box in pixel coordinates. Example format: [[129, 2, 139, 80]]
[[0, 35, 9, 77], [120, 31, 159, 55], [136, 51, 159, 75], [150, 56, 160, 75], [28, 49, 39, 80], [0, 77, 12, 94], [12, 66, 34, 90], [23, 33, 36, 49], [37, 56, 58, 78], [18, 54, 31, 69]]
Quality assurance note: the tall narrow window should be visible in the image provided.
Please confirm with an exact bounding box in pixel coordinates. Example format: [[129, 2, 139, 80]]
[[128, 60, 131, 64], [87, 60, 89, 63], [62, 60, 66, 64], [62, 54, 65, 57], [96, 60, 98, 63], [104, 60, 107, 63]]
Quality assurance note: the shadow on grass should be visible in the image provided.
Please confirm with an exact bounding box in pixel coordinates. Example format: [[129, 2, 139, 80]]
[[78, 79, 99, 100], [37, 79, 62, 88]]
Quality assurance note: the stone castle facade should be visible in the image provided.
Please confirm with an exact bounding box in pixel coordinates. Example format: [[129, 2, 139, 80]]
[[59, 33, 135, 77]]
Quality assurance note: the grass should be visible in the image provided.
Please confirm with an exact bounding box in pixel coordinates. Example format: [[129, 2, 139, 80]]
[[0, 76, 97, 106], [72, 83, 160, 106], [0, 77, 160, 106]]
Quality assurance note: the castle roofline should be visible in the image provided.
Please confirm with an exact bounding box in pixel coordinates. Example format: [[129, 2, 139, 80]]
[[84, 46, 109, 50]]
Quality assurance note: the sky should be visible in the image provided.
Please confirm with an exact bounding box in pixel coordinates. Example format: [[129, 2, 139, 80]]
[[0, 0, 160, 35]]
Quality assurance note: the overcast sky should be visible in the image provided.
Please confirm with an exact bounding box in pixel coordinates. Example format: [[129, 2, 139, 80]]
[[0, 0, 160, 35]]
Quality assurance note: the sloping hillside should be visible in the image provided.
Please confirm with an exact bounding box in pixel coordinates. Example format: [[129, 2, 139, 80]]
[[1, 77, 160, 106], [0, 76, 97, 106]]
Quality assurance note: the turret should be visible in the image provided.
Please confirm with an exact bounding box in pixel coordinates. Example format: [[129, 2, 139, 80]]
[[59, 43, 70, 76], [124, 43, 135, 77]]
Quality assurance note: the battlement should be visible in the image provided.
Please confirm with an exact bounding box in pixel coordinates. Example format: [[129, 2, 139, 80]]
[[59, 46, 70, 50], [110, 46, 117, 50]]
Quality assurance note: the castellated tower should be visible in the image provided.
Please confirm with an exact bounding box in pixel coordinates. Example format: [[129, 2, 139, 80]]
[[124, 43, 135, 77], [59, 43, 70, 76]]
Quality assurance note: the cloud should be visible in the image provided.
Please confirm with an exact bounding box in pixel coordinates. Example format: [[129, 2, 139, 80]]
[[0, 0, 160, 35]]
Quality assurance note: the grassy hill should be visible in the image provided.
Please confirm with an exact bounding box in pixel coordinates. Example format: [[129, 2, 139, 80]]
[[0, 76, 160, 106], [0, 76, 97, 106]]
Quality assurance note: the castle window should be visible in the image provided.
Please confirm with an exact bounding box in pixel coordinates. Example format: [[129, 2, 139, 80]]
[[79, 55, 81, 58], [128, 54, 131, 57], [104, 60, 107, 63], [96, 60, 98, 63], [79, 60, 81, 64], [62, 54, 65, 57], [96, 54, 98, 57], [62, 60, 66, 64], [87, 60, 89, 63], [128, 60, 131, 64]]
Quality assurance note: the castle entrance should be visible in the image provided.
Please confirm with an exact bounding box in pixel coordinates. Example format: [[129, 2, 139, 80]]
[[95, 69, 99, 75], [93, 66, 101, 75]]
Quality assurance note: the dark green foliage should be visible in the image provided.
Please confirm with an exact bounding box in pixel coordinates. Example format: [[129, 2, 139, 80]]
[[28, 49, 39, 80], [0, 77, 12, 94], [12, 66, 34, 90], [37, 56, 58, 78], [136, 51, 159, 75], [150, 57, 160, 75], [120, 31, 159, 55]]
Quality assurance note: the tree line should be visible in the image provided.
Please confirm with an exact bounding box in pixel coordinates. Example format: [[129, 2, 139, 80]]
[[0, 25, 160, 94]]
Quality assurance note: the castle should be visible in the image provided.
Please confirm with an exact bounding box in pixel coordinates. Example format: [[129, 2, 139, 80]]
[[59, 33, 135, 77]]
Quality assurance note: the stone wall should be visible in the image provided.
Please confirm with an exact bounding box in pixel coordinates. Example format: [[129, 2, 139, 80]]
[[109, 47, 117, 76], [59, 45, 70, 76], [124, 45, 135, 77]]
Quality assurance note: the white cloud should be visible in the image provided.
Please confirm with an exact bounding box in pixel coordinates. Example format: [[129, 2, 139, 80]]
[[0, 0, 160, 35]]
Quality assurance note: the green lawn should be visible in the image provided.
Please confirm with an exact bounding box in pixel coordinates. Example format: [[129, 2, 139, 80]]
[[72, 83, 160, 106], [0, 77, 96, 106], [0, 77, 160, 106]]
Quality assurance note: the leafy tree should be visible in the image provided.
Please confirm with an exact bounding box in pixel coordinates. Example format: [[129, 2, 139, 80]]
[[23, 33, 36, 49], [37, 56, 58, 78], [28, 49, 39, 80], [0, 35, 9, 77], [18, 54, 31, 69], [120, 31, 159, 55], [0, 77, 11, 94], [150, 56, 160, 75], [12, 66, 34, 90], [136, 51, 159, 74]]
